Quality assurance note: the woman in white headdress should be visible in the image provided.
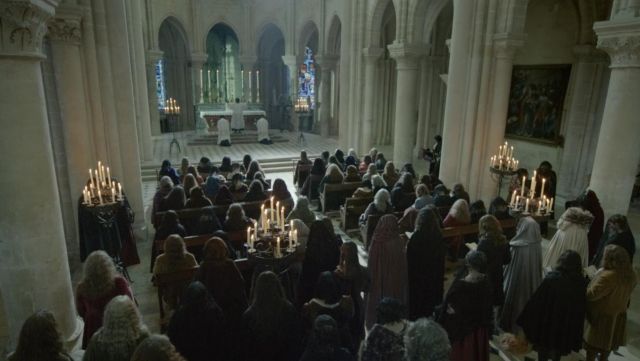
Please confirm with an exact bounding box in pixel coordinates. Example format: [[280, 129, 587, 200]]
[[217, 118, 231, 146], [543, 207, 593, 271], [256, 117, 271, 144]]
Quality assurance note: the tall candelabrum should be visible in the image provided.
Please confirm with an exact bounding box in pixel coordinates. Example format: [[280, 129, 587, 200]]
[[164, 97, 181, 154], [244, 197, 298, 258], [82, 161, 125, 206], [508, 169, 554, 216], [489, 140, 519, 197]]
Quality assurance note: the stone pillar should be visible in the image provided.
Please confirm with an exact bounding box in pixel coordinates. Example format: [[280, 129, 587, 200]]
[[589, 19, 640, 216], [557, 45, 608, 202], [388, 43, 426, 166], [361, 47, 384, 153], [477, 37, 522, 201], [127, 0, 153, 161], [49, 7, 94, 203], [146, 49, 164, 136], [316, 55, 338, 137], [239, 56, 256, 103], [0, 0, 83, 351], [439, 0, 474, 185], [282, 55, 299, 131]]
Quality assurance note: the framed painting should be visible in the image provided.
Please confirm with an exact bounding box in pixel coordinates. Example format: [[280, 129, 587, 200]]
[[505, 64, 572, 145]]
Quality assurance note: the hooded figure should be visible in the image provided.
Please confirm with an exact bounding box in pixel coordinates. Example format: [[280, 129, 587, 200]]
[[543, 207, 593, 271], [407, 206, 446, 320], [257, 117, 272, 144], [217, 118, 231, 146], [579, 190, 605, 260], [500, 216, 543, 333]]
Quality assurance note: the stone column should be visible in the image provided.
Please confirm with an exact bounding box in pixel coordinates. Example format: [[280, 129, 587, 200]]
[[0, 0, 83, 351], [589, 20, 640, 216], [49, 7, 94, 203], [439, 0, 474, 185], [146, 49, 164, 136], [557, 45, 608, 202], [239, 56, 257, 103], [316, 55, 338, 137], [477, 37, 522, 201], [282, 55, 299, 131], [127, 0, 153, 161], [388, 43, 426, 166], [361, 47, 384, 153]]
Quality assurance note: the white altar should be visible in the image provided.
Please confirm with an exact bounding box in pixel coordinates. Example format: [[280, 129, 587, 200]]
[[198, 108, 266, 132]]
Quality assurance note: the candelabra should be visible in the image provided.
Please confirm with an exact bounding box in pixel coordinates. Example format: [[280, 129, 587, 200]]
[[83, 161, 125, 206], [489, 141, 519, 197], [294, 97, 310, 146], [245, 198, 298, 259], [508, 168, 554, 216], [164, 97, 182, 154]]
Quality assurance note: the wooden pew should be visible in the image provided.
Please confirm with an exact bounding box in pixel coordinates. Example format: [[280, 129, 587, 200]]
[[319, 182, 362, 213], [154, 199, 270, 231], [340, 197, 372, 232]]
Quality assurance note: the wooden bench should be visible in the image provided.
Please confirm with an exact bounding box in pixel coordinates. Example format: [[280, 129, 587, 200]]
[[319, 182, 361, 213], [340, 197, 372, 232], [155, 199, 270, 232]]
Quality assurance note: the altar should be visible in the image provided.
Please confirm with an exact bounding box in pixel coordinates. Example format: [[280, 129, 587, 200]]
[[199, 108, 266, 131]]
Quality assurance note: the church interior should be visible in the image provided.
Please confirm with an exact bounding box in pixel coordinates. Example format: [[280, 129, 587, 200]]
[[1, 0, 640, 360]]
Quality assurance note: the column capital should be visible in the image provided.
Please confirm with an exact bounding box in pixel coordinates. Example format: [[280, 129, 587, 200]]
[[315, 54, 339, 70], [190, 52, 208, 66], [282, 54, 298, 68], [572, 44, 609, 63], [594, 20, 640, 68], [0, 0, 58, 59], [239, 55, 257, 69], [492, 34, 525, 60], [387, 42, 429, 70], [146, 49, 164, 64], [47, 5, 83, 45]]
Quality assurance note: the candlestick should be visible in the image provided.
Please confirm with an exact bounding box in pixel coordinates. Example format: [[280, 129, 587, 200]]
[[276, 201, 280, 225], [270, 197, 274, 215], [510, 190, 517, 207], [280, 207, 285, 229], [520, 176, 525, 197], [106, 167, 111, 187], [97, 187, 103, 205], [537, 201, 542, 215], [216, 69, 220, 97], [276, 237, 281, 258], [549, 197, 554, 212], [525, 198, 530, 213], [515, 196, 520, 209], [256, 70, 260, 103], [293, 229, 298, 244], [540, 178, 546, 198], [249, 71, 252, 102], [118, 182, 123, 198]]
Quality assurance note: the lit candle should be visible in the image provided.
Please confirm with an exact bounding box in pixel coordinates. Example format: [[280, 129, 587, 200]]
[[89, 169, 95, 189], [538, 201, 542, 215], [216, 69, 220, 89], [549, 197, 554, 212], [250, 235, 255, 249], [276, 237, 281, 258], [264, 210, 269, 234], [256, 70, 260, 102], [97, 187, 103, 205], [247, 227, 251, 244], [208, 70, 212, 100], [249, 71, 252, 102], [276, 201, 280, 225], [95, 170, 100, 189], [525, 198, 530, 213], [111, 186, 115, 201], [540, 178, 546, 198], [106, 167, 111, 187], [118, 182, 123, 198], [515, 196, 520, 209], [280, 207, 285, 229], [293, 229, 298, 244], [520, 176, 526, 197], [511, 190, 517, 207], [98, 161, 102, 180], [270, 196, 274, 214]]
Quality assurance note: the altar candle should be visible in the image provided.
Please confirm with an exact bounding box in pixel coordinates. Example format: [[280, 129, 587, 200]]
[[276, 201, 280, 224], [509, 146, 514, 159], [276, 237, 281, 258], [111, 186, 115, 201], [241, 70, 244, 92], [89, 169, 95, 189], [270, 196, 274, 214], [106, 167, 111, 187], [249, 71, 252, 101], [118, 182, 123, 198], [207, 70, 212, 98], [515, 196, 520, 209], [498, 146, 502, 158], [280, 207, 285, 229], [97, 187, 103, 205], [294, 229, 298, 244], [256, 70, 260, 102], [511, 190, 517, 207], [247, 227, 251, 244], [216, 69, 220, 89], [525, 198, 530, 213], [520, 176, 526, 197], [549, 197, 554, 212], [540, 178, 546, 197], [264, 210, 269, 234]]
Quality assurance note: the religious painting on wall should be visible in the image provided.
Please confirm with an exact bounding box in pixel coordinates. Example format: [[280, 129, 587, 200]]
[[505, 64, 572, 144]]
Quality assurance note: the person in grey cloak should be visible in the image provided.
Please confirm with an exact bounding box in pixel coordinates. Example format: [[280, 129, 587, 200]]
[[499, 216, 543, 333]]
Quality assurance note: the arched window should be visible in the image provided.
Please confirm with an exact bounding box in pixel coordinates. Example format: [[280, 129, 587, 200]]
[[298, 47, 316, 110]]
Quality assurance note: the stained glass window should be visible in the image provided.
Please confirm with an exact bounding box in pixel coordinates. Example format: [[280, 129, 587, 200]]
[[298, 47, 315, 110], [155, 59, 166, 110]]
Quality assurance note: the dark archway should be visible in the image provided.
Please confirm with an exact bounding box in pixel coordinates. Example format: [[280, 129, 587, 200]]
[[257, 24, 287, 129], [206, 23, 241, 103]]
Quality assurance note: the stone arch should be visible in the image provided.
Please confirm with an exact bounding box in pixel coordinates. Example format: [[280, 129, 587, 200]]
[[157, 15, 191, 54], [326, 14, 342, 55], [367, 0, 395, 47], [256, 20, 288, 54], [203, 20, 242, 54], [409, 0, 451, 45], [298, 20, 320, 57]]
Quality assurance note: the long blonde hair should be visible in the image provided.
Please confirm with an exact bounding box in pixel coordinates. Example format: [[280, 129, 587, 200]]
[[602, 245, 637, 284], [77, 251, 118, 299], [163, 234, 188, 262], [93, 296, 149, 355]]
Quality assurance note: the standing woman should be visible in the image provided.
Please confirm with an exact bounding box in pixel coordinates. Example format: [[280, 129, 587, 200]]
[[439, 251, 493, 361], [500, 216, 543, 333], [580, 190, 605, 260], [517, 250, 587, 361], [584, 245, 637, 361], [592, 214, 636, 266], [297, 220, 341, 305], [443, 199, 471, 259], [365, 214, 408, 330], [334, 242, 369, 343], [407, 206, 446, 320], [543, 207, 593, 271], [301, 158, 325, 201], [294, 150, 313, 188], [477, 215, 510, 313], [76, 251, 133, 348]]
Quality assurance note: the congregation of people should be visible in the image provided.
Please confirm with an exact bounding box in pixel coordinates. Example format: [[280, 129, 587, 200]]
[[8, 148, 638, 361]]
